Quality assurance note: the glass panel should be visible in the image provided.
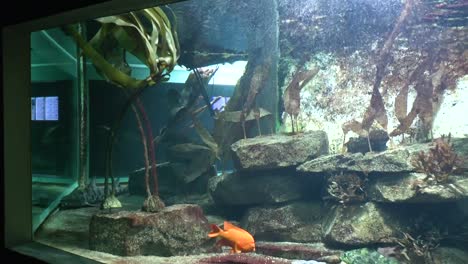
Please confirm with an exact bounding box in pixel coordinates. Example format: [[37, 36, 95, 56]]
[[30, 27, 79, 233], [29, 0, 468, 262]]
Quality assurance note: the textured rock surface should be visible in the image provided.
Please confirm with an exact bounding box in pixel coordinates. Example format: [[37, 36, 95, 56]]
[[35, 207, 99, 248], [242, 202, 323, 243], [298, 144, 427, 173], [368, 173, 468, 203], [167, 143, 216, 183], [322, 202, 408, 246], [208, 170, 316, 205], [231, 131, 328, 170], [432, 247, 468, 264], [129, 162, 215, 198], [298, 138, 468, 173], [89, 204, 212, 256], [256, 241, 342, 263]]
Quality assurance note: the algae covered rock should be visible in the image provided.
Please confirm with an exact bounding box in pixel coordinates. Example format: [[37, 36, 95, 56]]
[[432, 247, 468, 264], [368, 173, 468, 203], [256, 241, 342, 262], [89, 204, 212, 256], [298, 144, 426, 174], [298, 138, 468, 174], [322, 202, 407, 246], [208, 170, 313, 205], [241, 202, 323, 242], [231, 131, 328, 171], [341, 248, 399, 264]]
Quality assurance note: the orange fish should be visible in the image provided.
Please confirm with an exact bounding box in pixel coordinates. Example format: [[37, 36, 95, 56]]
[[208, 221, 256, 253]]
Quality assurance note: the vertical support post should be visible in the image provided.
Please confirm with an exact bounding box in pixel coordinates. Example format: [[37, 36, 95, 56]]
[[77, 22, 89, 189]]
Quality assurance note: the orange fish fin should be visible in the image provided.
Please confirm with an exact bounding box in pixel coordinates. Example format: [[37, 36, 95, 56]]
[[208, 224, 223, 238], [223, 221, 250, 233], [215, 238, 234, 248], [233, 243, 242, 253]]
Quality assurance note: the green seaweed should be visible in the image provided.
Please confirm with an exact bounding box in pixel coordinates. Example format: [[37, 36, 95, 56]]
[[341, 248, 400, 264]]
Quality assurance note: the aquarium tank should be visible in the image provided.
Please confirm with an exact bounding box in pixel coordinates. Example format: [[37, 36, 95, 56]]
[[29, 0, 467, 263]]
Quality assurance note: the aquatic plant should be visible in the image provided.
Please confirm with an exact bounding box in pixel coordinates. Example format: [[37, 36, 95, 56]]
[[389, 54, 449, 141], [283, 64, 319, 134], [342, 0, 417, 150], [64, 7, 180, 210], [411, 134, 463, 184], [325, 172, 367, 205], [396, 231, 442, 264], [213, 52, 276, 172], [239, 56, 273, 139]]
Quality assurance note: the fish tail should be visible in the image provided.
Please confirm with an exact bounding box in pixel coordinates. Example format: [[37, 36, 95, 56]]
[[208, 224, 222, 238]]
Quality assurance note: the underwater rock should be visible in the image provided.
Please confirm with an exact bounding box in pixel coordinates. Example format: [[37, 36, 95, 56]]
[[299, 138, 468, 174], [208, 170, 316, 206], [298, 145, 426, 174], [241, 202, 323, 243], [167, 143, 216, 183], [452, 137, 468, 170], [129, 163, 214, 198], [35, 207, 99, 249], [196, 253, 293, 264], [322, 202, 408, 246], [89, 204, 212, 256], [368, 173, 468, 203], [340, 248, 399, 264], [164, 193, 218, 215], [431, 247, 468, 264], [255, 241, 342, 263], [231, 131, 328, 171], [345, 129, 389, 154]]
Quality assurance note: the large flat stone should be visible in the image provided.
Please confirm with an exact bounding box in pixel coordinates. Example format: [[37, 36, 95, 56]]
[[89, 204, 212, 256], [368, 173, 468, 203], [298, 138, 468, 174], [231, 131, 328, 171]]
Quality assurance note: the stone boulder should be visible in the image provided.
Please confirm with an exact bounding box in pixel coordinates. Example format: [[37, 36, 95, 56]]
[[322, 202, 409, 246], [368, 173, 468, 203], [231, 131, 328, 171], [298, 145, 426, 174], [129, 162, 215, 198], [432, 247, 468, 264], [89, 204, 213, 256], [167, 143, 216, 183], [208, 170, 319, 206], [298, 138, 468, 174], [241, 202, 323, 243]]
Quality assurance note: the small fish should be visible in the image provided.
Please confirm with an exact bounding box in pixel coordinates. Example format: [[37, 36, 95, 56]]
[[208, 221, 255, 253]]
